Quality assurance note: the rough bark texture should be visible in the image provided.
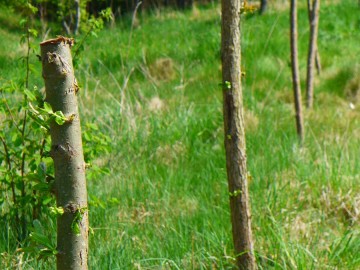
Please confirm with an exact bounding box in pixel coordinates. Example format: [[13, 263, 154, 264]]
[[306, 0, 320, 108], [221, 0, 256, 269], [40, 37, 88, 270], [290, 0, 304, 142]]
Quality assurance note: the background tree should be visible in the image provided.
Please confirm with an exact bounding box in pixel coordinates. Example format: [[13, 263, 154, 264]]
[[74, 0, 81, 35], [221, 0, 256, 269], [290, 0, 304, 142], [259, 0, 267, 15], [306, 0, 320, 108], [307, 0, 322, 75]]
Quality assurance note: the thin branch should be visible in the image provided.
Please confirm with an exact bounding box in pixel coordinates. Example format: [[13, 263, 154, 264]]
[[39, 138, 46, 159], [1, 92, 21, 132], [0, 136, 17, 205], [73, 25, 94, 61]]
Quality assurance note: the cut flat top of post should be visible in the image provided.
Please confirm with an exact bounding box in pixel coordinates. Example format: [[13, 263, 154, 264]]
[[40, 36, 74, 47]]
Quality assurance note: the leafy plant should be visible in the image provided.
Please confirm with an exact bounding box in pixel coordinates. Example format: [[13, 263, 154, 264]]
[[0, 0, 111, 262], [0, 1, 50, 245]]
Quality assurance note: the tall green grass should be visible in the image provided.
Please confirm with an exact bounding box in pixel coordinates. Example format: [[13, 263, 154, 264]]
[[1, 0, 360, 269]]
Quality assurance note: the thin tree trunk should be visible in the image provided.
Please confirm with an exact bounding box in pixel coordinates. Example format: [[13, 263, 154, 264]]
[[306, 0, 320, 108], [307, 0, 321, 75], [260, 0, 267, 15], [221, 0, 256, 269], [74, 0, 81, 35], [40, 37, 88, 270], [39, 2, 48, 38], [290, 0, 304, 143], [177, 0, 186, 9]]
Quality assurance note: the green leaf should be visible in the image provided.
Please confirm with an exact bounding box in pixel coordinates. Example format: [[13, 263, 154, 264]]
[[30, 232, 54, 250], [28, 28, 38, 38], [20, 35, 26, 44], [26, 3, 38, 14], [54, 111, 66, 125], [84, 132, 91, 141], [11, 133, 22, 147], [19, 19, 27, 27], [24, 89, 36, 101], [72, 223, 81, 235], [33, 183, 49, 192], [42, 196, 53, 205], [86, 123, 99, 131], [32, 219, 43, 233], [49, 206, 64, 216], [43, 102, 52, 114], [224, 81, 231, 89]]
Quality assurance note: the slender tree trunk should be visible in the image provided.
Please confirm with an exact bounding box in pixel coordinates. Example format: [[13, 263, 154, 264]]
[[40, 37, 88, 270], [306, 0, 320, 108], [39, 2, 48, 38], [74, 0, 81, 35], [221, 0, 256, 269], [177, 0, 185, 9], [307, 0, 321, 75], [290, 0, 304, 143], [260, 0, 267, 15]]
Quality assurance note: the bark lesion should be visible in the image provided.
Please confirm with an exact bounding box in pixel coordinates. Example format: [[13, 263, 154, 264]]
[[40, 36, 74, 47], [51, 142, 77, 159], [48, 52, 71, 73], [64, 202, 79, 213], [41, 37, 88, 269]]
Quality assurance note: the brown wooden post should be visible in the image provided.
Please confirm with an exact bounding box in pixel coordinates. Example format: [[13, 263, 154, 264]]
[[41, 37, 88, 270], [221, 0, 256, 268]]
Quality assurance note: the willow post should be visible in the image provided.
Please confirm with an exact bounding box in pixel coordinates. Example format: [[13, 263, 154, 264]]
[[221, 0, 256, 268], [40, 37, 88, 270]]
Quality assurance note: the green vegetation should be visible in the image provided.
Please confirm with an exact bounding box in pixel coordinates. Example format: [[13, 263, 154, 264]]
[[1, 1, 360, 269]]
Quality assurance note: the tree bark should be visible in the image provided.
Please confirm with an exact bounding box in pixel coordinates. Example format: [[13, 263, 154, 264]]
[[40, 37, 88, 270], [74, 0, 81, 35], [290, 0, 304, 143], [306, 0, 321, 75], [306, 0, 320, 108], [260, 0, 267, 15], [221, 0, 256, 269]]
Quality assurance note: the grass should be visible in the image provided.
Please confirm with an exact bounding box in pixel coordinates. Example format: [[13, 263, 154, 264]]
[[1, 0, 360, 269]]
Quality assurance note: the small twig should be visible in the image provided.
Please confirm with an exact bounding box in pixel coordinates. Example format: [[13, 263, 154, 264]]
[[73, 25, 94, 61], [62, 20, 71, 36], [39, 138, 46, 159], [19, 14, 33, 240]]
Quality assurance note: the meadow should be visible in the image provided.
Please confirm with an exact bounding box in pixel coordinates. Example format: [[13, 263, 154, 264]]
[[1, 0, 360, 269]]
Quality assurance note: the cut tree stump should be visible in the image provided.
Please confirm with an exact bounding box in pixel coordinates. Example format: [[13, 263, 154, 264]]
[[41, 36, 88, 270]]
